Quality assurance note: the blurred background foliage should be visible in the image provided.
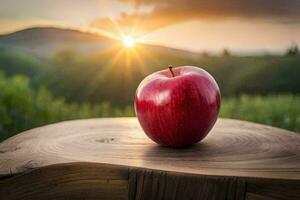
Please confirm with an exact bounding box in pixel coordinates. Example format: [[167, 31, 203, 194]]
[[0, 71, 133, 141], [0, 42, 299, 141]]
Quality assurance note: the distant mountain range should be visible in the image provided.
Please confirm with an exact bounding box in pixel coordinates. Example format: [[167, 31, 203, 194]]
[[0, 27, 198, 58]]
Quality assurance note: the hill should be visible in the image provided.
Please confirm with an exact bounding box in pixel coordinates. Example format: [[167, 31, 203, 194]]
[[0, 27, 198, 58], [0, 27, 117, 56], [0, 27, 299, 106], [44, 49, 300, 105]]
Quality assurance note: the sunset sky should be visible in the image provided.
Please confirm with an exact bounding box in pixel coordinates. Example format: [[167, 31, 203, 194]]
[[1, 0, 300, 53]]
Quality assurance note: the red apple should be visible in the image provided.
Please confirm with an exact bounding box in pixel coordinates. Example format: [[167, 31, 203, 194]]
[[134, 66, 221, 147]]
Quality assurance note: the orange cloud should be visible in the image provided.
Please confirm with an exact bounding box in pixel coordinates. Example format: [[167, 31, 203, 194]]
[[91, 0, 300, 36]]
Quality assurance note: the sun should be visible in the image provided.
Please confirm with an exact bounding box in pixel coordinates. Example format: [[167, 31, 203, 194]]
[[122, 36, 136, 48]]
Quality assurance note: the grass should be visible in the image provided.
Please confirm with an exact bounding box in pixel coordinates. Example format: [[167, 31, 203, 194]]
[[221, 95, 300, 132], [0, 71, 299, 142]]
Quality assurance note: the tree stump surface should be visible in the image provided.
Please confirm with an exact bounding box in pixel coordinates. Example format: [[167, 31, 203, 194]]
[[0, 118, 299, 200]]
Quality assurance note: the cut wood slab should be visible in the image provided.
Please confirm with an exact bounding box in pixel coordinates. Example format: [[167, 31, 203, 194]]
[[0, 118, 299, 200]]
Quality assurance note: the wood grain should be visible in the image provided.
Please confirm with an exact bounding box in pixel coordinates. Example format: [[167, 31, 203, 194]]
[[0, 117, 299, 199], [0, 162, 129, 200], [129, 168, 244, 200], [245, 178, 300, 200]]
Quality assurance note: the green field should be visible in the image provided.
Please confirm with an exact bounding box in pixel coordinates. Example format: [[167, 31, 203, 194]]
[[220, 95, 300, 132], [0, 72, 299, 142]]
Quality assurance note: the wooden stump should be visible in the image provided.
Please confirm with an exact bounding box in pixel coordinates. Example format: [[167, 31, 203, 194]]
[[0, 118, 299, 200]]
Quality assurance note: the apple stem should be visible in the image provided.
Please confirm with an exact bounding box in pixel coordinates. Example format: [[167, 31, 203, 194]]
[[168, 65, 175, 77]]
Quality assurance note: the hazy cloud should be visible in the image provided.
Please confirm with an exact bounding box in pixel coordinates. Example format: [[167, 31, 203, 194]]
[[91, 0, 300, 35]]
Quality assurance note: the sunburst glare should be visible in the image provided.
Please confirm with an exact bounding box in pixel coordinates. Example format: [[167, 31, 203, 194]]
[[122, 36, 136, 48]]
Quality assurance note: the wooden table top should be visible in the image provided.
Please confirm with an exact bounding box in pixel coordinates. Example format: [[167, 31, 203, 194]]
[[0, 118, 299, 181]]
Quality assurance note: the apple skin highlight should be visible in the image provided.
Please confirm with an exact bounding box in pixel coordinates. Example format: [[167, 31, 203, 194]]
[[134, 66, 221, 147]]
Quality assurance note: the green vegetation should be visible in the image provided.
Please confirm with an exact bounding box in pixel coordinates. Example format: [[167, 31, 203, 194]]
[[220, 95, 300, 132], [0, 45, 299, 142], [0, 72, 133, 141], [0, 47, 43, 79], [200, 56, 300, 96], [1, 46, 300, 106], [0, 71, 299, 142], [41, 47, 300, 106]]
